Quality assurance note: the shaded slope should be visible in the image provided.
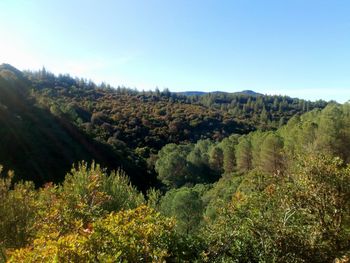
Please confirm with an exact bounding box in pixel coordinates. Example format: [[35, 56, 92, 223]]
[[0, 66, 152, 189]]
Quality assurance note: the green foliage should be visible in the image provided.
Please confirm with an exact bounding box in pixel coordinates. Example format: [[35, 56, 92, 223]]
[[41, 162, 144, 233], [0, 162, 156, 262], [102, 168, 145, 211], [153, 103, 350, 261], [220, 134, 239, 174], [9, 206, 178, 263], [259, 132, 284, 174], [155, 143, 193, 188], [21, 65, 327, 156], [203, 175, 243, 220], [146, 188, 163, 210], [87, 206, 177, 262], [155, 141, 221, 188], [60, 162, 111, 224], [279, 104, 350, 162], [203, 188, 279, 262], [286, 154, 350, 261], [3, 65, 350, 262], [201, 153, 350, 263], [61, 161, 144, 213], [235, 136, 253, 173], [160, 186, 205, 235], [0, 65, 154, 190], [0, 166, 37, 249], [314, 104, 350, 161], [209, 146, 224, 173]]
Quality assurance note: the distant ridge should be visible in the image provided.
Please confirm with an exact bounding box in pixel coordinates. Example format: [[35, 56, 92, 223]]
[[176, 91, 208, 96], [176, 90, 263, 97], [236, 90, 263, 96]]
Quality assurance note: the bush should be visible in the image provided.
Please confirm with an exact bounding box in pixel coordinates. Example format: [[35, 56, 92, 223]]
[[9, 206, 178, 263]]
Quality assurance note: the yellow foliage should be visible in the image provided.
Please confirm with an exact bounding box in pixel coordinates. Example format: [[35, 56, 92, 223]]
[[8, 205, 176, 263]]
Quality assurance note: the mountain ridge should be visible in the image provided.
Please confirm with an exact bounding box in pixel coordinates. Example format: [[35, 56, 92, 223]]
[[176, 90, 263, 97]]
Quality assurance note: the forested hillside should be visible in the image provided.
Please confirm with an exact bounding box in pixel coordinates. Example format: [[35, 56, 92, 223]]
[[2, 64, 349, 262], [0, 64, 327, 188], [27, 67, 327, 150], [0, 64, 150, 188], [1, 102, 350, 262]]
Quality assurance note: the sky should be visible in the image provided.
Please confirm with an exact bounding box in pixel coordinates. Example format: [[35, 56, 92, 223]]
[[0, 0, 350, 102]]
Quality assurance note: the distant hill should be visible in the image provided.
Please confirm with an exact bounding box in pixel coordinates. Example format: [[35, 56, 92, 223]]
[[176, 91, 208, 96], [236, 90, 263, 96], [177, 90, 263, 97]]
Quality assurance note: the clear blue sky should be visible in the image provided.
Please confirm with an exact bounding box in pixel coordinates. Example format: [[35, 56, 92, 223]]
[[1, 0, 350, 102]]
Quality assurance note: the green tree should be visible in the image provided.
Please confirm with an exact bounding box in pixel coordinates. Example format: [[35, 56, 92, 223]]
[[287, 154, 350, 261], [209, 146, 224, 174], [160, 187, 204, 235], [220, 135, 239, 174], [235, 136, 253, 173], [315, 104, 350, 161], [155, 144, 193, 188], [259, 133, 284, 174]]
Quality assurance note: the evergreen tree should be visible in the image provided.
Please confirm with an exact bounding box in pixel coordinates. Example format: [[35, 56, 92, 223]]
[[220, 135, 238, 174], [209, 146, 224, 173], [236, 137, 253, 173], [259, 133, 284, 174]]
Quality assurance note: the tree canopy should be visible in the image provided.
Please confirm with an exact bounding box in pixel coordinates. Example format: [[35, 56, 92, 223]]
[[1, 64, 350, 262]]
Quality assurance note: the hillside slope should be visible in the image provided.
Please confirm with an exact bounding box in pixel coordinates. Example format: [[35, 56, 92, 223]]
[[26, 68, 328, 151], [0, 64, 329, 187], [0, 65, 151, 188]]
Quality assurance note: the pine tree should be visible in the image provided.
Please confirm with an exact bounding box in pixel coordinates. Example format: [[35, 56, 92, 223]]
[[259, 133, 284, 174], [236, 137, 253, 173]]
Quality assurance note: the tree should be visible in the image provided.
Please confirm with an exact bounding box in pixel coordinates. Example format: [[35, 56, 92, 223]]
[[259, 133, 284, 174], [235, 137, 253, 173], [220, 135, 239, 174], [187, 140, 211, 172], [260, 106, 269, 124], [202, 180, 286, 263], [160, 187, 204, 235], [101, 168, 145, 211], [155, 144, 193, 188], [209, 146, 224, 174], [287, 154, 350, 261], [202, 153, 350, 263], [315, 104, 350, 161]]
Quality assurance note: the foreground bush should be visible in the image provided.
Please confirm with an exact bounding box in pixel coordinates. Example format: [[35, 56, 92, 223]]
[[8, 206, 177, 262], [0, 166, 37, 250], [202, 154, 350, 263]]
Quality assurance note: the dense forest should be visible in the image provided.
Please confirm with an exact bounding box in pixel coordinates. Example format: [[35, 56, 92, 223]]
[[0, 64, 327, 186], [1, 64, 349, 262]]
